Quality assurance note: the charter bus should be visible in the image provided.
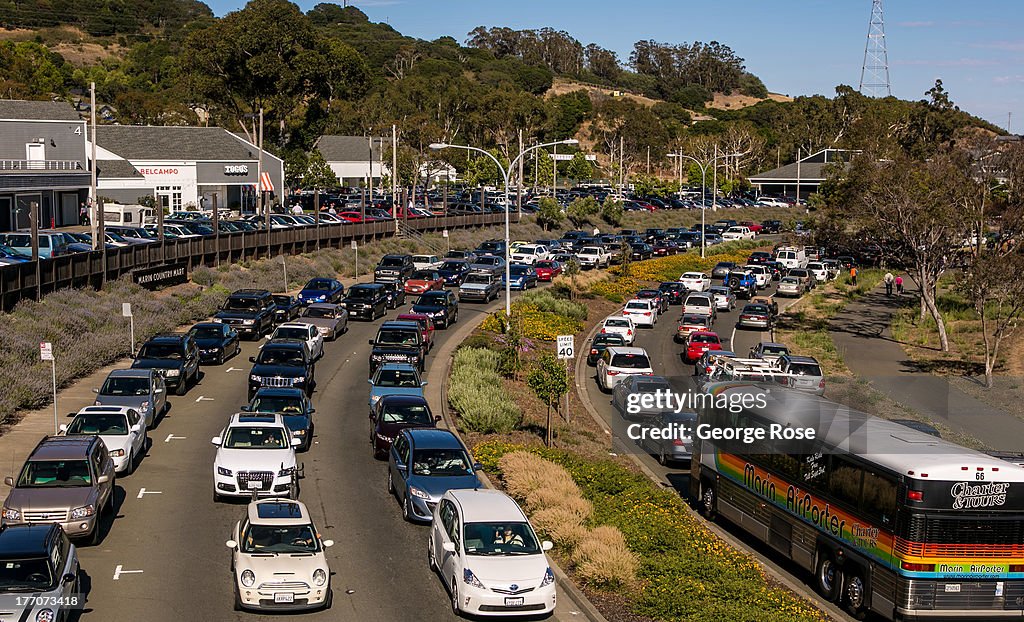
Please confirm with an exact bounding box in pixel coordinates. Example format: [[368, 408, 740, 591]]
[[690, 381, 1024, 621]]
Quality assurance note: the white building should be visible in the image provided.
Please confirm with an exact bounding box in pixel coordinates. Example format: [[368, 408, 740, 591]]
[[314, 135, 457, 188]]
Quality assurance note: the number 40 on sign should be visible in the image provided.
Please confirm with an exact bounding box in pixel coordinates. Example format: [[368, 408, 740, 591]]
[[556, 335, 574, 360]]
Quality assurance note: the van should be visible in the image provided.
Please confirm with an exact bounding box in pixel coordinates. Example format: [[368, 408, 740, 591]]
[[774, 247, 807, 269], [101, 203, 154, 226]]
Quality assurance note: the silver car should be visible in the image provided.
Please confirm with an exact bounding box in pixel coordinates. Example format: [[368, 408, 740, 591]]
[[0, 524, 80, 620], [775, 354, 826, 396], [776, 276, 804, 297], [708, 286, 736, 311], [299, 303, 349, 341], [637, 411, 696, 466], [93, 368, 167, 429]]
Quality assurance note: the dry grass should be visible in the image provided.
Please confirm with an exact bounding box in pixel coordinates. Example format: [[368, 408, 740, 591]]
[[530, 506, 590, 551], [571, 525, 639, 590], [499, 451, 583, 512]]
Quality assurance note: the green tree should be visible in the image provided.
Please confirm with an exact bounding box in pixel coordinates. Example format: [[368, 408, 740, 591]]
[[302, 151, 339, 189], [563, 256, 581, 300], [526, 353, 570, 446], [535, 196, 564, 231], [528, 148, 555, 188], [284, 149, 309, 188], [600, 198, 624, 227], [564, 151, 593, 184], [566, 195, 599, 227]]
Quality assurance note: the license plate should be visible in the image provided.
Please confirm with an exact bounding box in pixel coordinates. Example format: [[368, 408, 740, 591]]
[[274, 592, 295, 603], [504, 597, 524, 607], [247, 480, 262, 490], [944, 584, 961, 593]]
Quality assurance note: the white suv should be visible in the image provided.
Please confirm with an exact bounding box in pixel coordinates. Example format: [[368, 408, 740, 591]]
[[268, 323, 324, 360], [213, 413, 302, 501], [596, 346, 653, 392], [743, 264, 771, 289], [429, 489, 556, 617], [509, 244, 550, 265], [226, 498, 334, 611]]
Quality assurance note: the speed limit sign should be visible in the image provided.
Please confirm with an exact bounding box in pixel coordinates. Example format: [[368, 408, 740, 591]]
[[556, 335, 575, 360]]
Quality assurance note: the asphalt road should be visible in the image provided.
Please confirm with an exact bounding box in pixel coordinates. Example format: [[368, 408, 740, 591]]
[[71, 284, 572, 621]]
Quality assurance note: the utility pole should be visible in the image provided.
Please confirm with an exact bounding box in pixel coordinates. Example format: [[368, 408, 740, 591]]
[[712, 144, 718, 212], [552, 144, 557, 199], [796, 147, 802, 205], [646, 145, 650, 176], [619, 135, 625, 198], [89, 82, 99, 250], [517, 130, 524, 217], [392, 124, 398, 219], [256, 108, 267, 257]]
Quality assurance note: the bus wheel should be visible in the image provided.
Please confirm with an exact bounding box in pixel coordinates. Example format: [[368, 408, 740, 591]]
[[700, 481, 717, 519], [844, 569, 868, 619], [815, 553, 843, 603]]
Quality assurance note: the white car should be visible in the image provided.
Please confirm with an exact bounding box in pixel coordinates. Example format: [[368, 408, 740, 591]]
[[509, 244, 550, 265], [708, 285, 736, 311], [722, 226, 754, 241], [596, 346, 653, 392], [145, 223, 201, 239], [412, 254, 442, 271], [678, 272, 710, 291], [806, 262, 829, 283], [61, 406, 147, 475], [268, 322, 324, 360], [743, 265, 771, 289], [576, 246, 609, 269], [682, 292, 716, 319], [621, 298, 657, 328], [599, 315, 636, 345], [757, 196, 789, 207], [429, 489, 556, 617], [212, 413, 302, 501], [226, 498, 334, 611]]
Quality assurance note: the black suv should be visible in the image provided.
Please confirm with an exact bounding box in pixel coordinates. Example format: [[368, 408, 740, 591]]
[[374, 254, 415, 284], [247, 340, 315, 400], [368, 321, 427, 376], [214, 289, 277, 339], [341, 283, 389, 320], [411, 290, 459, 329], [132, 333, 200, 395]]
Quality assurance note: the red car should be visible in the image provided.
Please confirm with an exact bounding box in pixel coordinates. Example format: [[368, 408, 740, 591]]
[[396, 312, 436, 352], [685, 331, 722, 363], [634, 200, 657, 211], [336, 211, 371, 223], [652, 240, 680, 256], [534, 260, 563, 281], [738, 221, 763, 234], [404, 270, 444, 294]]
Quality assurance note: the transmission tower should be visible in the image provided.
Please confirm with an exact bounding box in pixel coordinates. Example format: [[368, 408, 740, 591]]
[[859, 0, 891, 97]]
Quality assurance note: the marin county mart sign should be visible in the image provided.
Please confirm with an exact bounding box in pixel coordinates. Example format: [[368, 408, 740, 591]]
[[556, 335, 574, 360]]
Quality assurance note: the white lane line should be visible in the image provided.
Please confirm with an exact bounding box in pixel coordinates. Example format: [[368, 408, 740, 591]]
[[225, 367, 243, 373], [164, 434, 186, 443], [194, 395, 214, 402], [137, 488, 162, 499], [113, 565, 144, 580]]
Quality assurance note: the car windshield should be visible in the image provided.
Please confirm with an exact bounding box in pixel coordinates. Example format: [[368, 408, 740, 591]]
[[634, 381, 669, 394], [465, 274, 491, 284], [416, 293, 446, 305], [686, 297, 709, 307], [510, 266, 529, 276], [477, 257, 499, 265], [100, 376, 150, 396], [376, 330, 418, 346], [275, 327, 309, 340], [610, 354, 650, 368], [223, 426, 288, 449], [379, 257, 406, 267], [67, 414, 128, 435], [302, 307, 334, 319], [0, 558, 53, 592], [789, 363, 822, 376], [682, 273, 703, 279], [762, 345, 788, 355], [411, 448, 473, 476], [137, 343, 181, 360], [691, 334, 719, 344], [249, 396, 304, 414], [17, 460, 91, 487], [536, 261, 555, 268], [272, 296, 292, 306], [781, 278, 800, 284], [346, 288, 376, 299], [305, 280, 333, 290], [375, 369, 420, 387], [604, 318, 630, 328], [223, 299, 259, 312], [241, 523, 318, 553], [709, 287, 730, 295], [380, 403, 432, 425], [256, 348, 305, 366], [593, 335, 625, 346], [411, 271, 435, 280], [440, 262, 465, 271], [625, 302, 648, 310], [190, 326, 224, 340], [463, 522, 541, 556], [745, 306, 769, 314]]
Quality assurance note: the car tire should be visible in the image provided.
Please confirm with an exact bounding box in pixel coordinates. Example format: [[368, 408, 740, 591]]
[[428, 541, 438, 572], [450, 578, 460, 616], [403, 496, 414, 522], [233, 583, 243, 611], [174, 379, 187, 396], [323, 586, 333, 610], [87, 521, 101, 546], [125, 450, 135, 476], [657, 448, 669, 467]]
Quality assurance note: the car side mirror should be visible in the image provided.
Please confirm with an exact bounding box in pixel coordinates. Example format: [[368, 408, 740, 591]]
[[239, 405, 250, 412], [249, 356, 256, 363], [309, 408, 315, 413], [434, 416, 442, 423], [442, 542, 457, 553], [396, 463, 407, 472], [367, 339, 374, 345], [154, 388, 164, 394], [131, 424, 142, 433], [473, 462, 483, 471], [225, 540, 237, 549], [290, 437, 302, 447], [211, 436, 222, 446], [92, 388, 99, 394], [542, 540, 554, 551], [367, 379, 373, 384], [97, 475, 110, 484], [322, 539, 334, 548], [2, 477, 12, 487], [420, 381, 427, 387], [58, 424, 69, 434], [62, 573, 76, 584]]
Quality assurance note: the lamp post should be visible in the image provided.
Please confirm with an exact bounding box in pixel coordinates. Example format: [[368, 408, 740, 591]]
[[667, 150, 746, 258], [430, 139, 579, 316]]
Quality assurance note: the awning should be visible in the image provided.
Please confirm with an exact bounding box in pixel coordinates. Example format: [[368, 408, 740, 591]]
[[254, 171, 274, 192]]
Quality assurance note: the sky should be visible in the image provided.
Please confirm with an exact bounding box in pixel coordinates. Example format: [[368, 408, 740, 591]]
[[206, 0, 1024, 130]]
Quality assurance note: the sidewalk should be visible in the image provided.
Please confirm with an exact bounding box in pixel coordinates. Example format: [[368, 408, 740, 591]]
[[829, 283, 1024, 451]]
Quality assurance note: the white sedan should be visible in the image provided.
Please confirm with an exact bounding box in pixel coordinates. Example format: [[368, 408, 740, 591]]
[[678, 272, 711, 291], [599, 315, 636, 345], [268, 322, 324, 360], [429, 489, 556, 617], [61, 406, 147, 475], [621, 298, 657, 328]]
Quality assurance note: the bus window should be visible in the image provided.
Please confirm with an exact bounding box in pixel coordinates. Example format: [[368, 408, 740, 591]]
[[827, 456, 864, 509], [861, 471, 897, 526]]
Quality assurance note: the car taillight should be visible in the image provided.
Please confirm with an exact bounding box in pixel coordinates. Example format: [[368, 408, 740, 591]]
[[673, 439, 685, 446], [643, 312, 651, 316], [907, 490, 923, 501], [600, 328, 606, 333], [627, 330, 633, 335], [608, 370, 620, 376], [590, 349, 598, 355]]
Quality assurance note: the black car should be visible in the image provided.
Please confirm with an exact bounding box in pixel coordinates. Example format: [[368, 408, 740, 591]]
[[374, 254, 415, 284], [0, 524, 80, 619], [369, 395, 438, 459], [271, 294, 301, 324], [437, 260, 471, 286], [411, 290, 459, 329], [244, 387, 316, 451], [379, 281, 407, 310], [587, 333, 627, 366], [247, 340, 315, 400], [132, 333, 200, 395], [760, 220, 783, 234], [368, 321, 427, 376], [635, 289, 668, 314], [214, 289, 277, 339], [762, 261, 785, 281], [658, 282, 687, 305], [629, 243, 653, 261], [188, 322, 241, 365], [340, 283, 389, 320], [747, 251, 772, 265]]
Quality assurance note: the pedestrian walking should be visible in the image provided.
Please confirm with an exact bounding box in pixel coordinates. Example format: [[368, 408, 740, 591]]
[[850, 266, 858, 286], [884, 271, 894, 296], [291, 203, 303, 215], [78, 202, 89, 226], [895, 275, 903, 295]]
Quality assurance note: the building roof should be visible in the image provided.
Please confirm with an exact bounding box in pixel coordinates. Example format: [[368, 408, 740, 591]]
[[95, 126, 262, 162], [315, 135, 383, 163], [0, 99, 81, 121], [97, 159, 143, 179], [748, 149, 854, 184]]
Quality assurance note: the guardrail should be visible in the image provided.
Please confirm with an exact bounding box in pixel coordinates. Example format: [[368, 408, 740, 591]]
[[0, 160, 85, 172], [0, 212, 515, 311]]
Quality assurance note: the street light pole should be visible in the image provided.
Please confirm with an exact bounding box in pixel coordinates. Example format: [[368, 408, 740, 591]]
[[668, 150, 744, 258], [430, 139, 579, 316]]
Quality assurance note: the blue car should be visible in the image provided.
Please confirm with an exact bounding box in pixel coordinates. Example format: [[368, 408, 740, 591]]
[[437, 260, 471, 286], [243, 387, 315, 451], [298, 277, 345, 304], [387, 428, 482, 521], [0, 243, 30, 265], [368, 363, 426, 411], [504, 264, 538, 290]]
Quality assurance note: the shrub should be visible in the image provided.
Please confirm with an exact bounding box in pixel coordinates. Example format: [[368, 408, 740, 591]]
[[516, 289, 588, 321], [572, 525, 639, 590], [448, 348, 522, 433], [530, 506, 589, 551]]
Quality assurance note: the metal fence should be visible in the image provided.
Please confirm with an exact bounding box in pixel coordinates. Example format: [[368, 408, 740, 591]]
[[0, 213, 512, 311]]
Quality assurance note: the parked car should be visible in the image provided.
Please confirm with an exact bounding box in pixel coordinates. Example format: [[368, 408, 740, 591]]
[[243, 387, 316, 451], [212, 413, 301, 501], [459, 272, 500, 303], [405, 270, 445, 295], [388, 428, 481, 522], [131, 333, 200, 395], [369, 395, 438, 459], [599, 316, 636, 345], [299, 303, 348, 340], [428, 489, 556, 617], [587, 333, 626, 366], [93, 368, 167, 428], [596, 346, 653, 392], [340, 283, 389, 321], [298, 278, 344, 305], [189, 322, 242, 365], [684, 331, 723, 363], [760, 220, 783, 234], [271, 294, 301, 324], [737, 303, 773, 330], [225, 498, 333, 610], [411, 290, 459, 329], [61, 406, 147, 475], [0, 524, 81, 619], [534, 260, 563, 281], [247, 340, 315, 400], [214, 289, 277, 339], [2, 435, 115, 544], [679, 272, 711, 291], [774, 354, 826, 395], [368, 321, 428, 375]]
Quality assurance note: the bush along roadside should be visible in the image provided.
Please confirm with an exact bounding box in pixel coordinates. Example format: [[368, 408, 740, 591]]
[[480, 289, 588, 341], [474, 441, 826, 622], [447, 347, 523, 433]]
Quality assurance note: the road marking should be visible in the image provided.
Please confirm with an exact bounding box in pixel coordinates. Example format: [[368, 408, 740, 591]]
[[225, 367, 243, 373], [729, 326, 737, 346], [194, 395, 214, 402], [137, 488, 162, 499], [113, 565, 144, 580], [164, 434, 186, 443]]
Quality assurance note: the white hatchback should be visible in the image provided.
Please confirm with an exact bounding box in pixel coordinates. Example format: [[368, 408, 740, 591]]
[[595, 346, 653, 392], [599, 315, 636, 345], [61, 406, 147, 475], [621, 298, 657, 328], [429, 489, 556, 617], [678, 272, 710, 291]]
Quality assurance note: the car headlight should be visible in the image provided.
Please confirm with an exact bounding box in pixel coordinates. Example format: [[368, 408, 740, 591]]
[[109, 449, 125, 457], [409, 486, 430, 500], [250, 375, 261, 382], [165, 369, 180, 377], [293, 429, 306, 436], [217, 466, 233, 476], [35, 610, 54, 622], [371, 355, 384, 362], [278, 466, 295, 477], [541, 566, 555, 587], [376, 433, 390, 442], [240, 569, 255, 587], [463, 568, 485, 589], [2, 507, 20, 521], [312, 568, 327, 586], [70, 504, 95, 520], [370, 394, 381, 403], [292, 376, 305, 384], [140, 401, 150, 412], [244, 319, 257, 325]]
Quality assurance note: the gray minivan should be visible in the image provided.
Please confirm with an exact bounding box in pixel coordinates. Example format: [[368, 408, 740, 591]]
[[93, 368, 167, 429]]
